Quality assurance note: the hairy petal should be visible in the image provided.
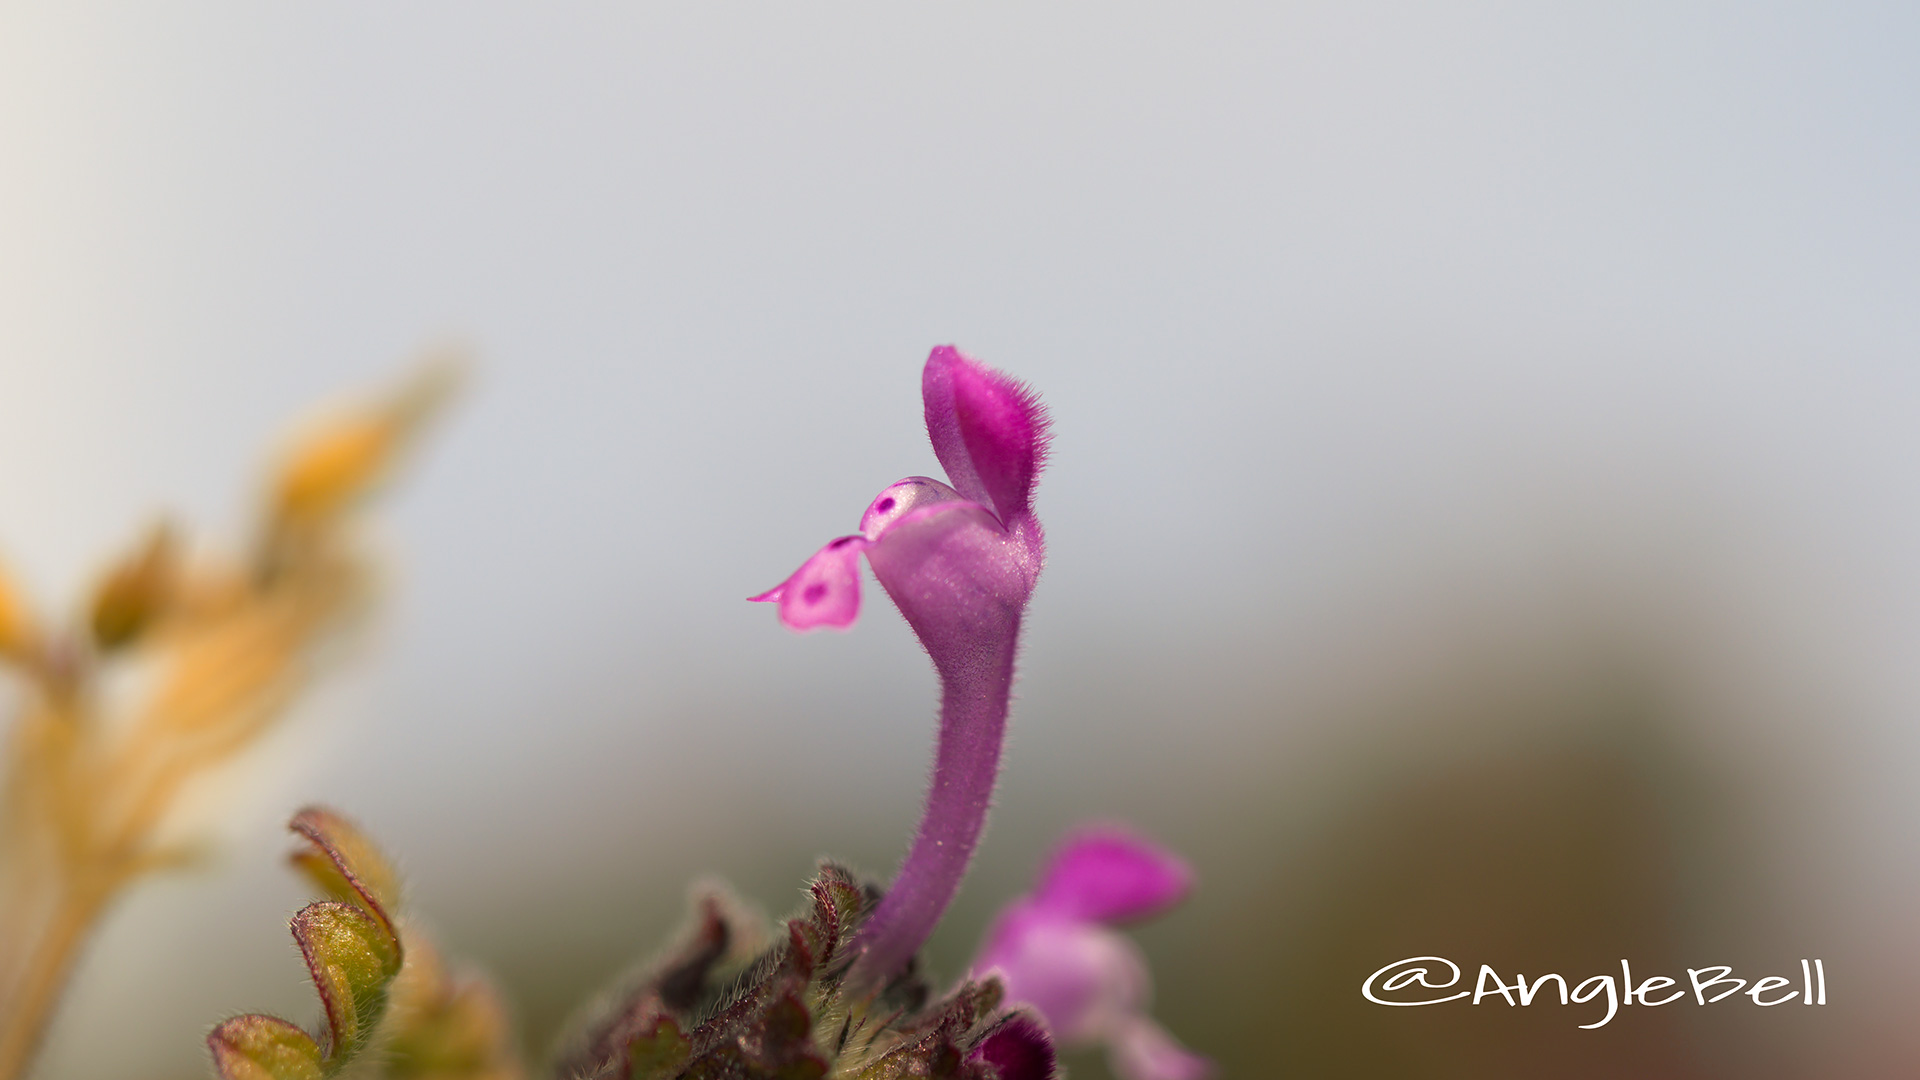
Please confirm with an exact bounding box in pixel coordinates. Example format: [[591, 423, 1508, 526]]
[[970, 1015, 1058, 1080], [749, 535, 868, 631], [1033, 827, 1195, 925], [922, 346, 1051, 535]]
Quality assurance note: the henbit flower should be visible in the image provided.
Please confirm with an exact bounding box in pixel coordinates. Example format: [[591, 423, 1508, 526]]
[[751, 345, 1049, 989], [973, 826, 1212, 1080]]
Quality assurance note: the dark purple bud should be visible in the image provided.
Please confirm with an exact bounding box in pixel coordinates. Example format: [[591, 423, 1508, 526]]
[[971, 1014, 1058, 1080]]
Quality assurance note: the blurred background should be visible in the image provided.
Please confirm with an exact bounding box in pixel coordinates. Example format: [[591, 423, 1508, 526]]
[[2, 4, 1917, 1077]]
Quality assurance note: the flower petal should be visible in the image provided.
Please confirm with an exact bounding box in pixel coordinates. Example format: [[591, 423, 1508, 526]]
[[1033, 826, 1195, 925], [970, 1014, 1058, 1080], [975, 913, 1149, 1044], [922, 346, 1050, 530], [858, 476, 964, 539], [971, 899, 1045, 992], [863, 499, 1030, 662], [749, 535, 867, 631], [1111, 1018, 1213, 1080], [973, 825, 1206, 1080]]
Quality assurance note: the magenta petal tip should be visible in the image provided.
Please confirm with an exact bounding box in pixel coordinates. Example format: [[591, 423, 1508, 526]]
[[1035, 826, 1195, 925], [922, 346, 1051, 532]]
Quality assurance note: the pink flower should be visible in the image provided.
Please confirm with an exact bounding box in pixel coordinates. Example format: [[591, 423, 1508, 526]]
[[974, 827, 1212, 1080], [753, 345, 1049, 987]]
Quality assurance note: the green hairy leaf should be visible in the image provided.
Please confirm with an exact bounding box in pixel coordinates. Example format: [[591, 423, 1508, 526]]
[[294, 900, 405, 1060], [208, 809, 407, 1079], [205, 1015, 324, 1080], [208, 807, 525, 1080]]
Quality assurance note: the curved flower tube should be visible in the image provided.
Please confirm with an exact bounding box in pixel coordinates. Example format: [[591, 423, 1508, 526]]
[[973, 826, 1211, 1080], [752, 345, 1049, 987]]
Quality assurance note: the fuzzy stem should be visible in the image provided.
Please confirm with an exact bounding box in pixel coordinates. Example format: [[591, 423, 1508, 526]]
[[848, 622, 1018, 988]]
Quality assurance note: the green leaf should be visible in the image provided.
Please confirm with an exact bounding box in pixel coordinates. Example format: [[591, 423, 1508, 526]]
[[288, 806, 400, 935], [203, 808, 530, 1080], [628, 1015, 692, 1080], [292, 900, 404, 1063], [206, 1015, 324, 1080]]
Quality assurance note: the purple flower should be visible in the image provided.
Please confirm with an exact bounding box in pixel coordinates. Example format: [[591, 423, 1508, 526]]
[[752, 345, 1049, 987], [973, 826, 1212, 1080]]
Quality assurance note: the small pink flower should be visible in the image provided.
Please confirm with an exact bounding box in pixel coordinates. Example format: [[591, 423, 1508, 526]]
[[754, 345, 1050, 987], [750, 345, 1046, 638], [975, 826, 1211, 1080]]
